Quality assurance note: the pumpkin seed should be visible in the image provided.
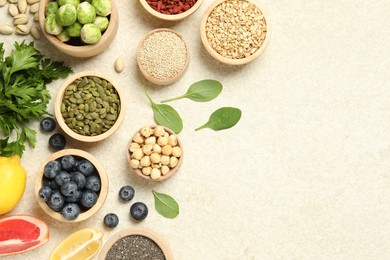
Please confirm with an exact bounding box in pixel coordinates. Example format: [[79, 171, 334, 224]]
[[13, 13, 29, 25], [26, 0, 39, 4], [15, 24, 29, 34], [8, 4, 19, 17], [0, 0, 7, 7], [92, 77, 101, 84], [29, 2, 39, 13], [33, 11, 39, 21], [30, 24, 41, 40], [0, 24, 14, 35], [114, 57, 125, 73], [17, 0, 27, 14], [8, 0, 18, 4]]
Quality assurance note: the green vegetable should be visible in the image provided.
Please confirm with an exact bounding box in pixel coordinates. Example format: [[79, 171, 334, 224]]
[[45, 2, 59, 16], [91, 0, 111, 16], [152, 190, 179, 219], [56, 30, 70, 42], [77, 2, 96, 24], [66, 21, 82, 37], [0, 42, 72, 157], [80, 23, 101, 44], [45, 13, 62, 35], [161, 80, 223, 103], [58, 0, 79, 6], [56, 4, 77, 26], [93, 16, 109, 31], [143, 86, 183, 134], [195, 107, 242, 131]]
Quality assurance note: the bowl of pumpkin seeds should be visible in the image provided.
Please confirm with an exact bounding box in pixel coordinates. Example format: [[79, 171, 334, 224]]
[[54, 70, 125, 142]]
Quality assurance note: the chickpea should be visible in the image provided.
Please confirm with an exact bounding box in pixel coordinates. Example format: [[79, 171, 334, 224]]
[[160, 155, 170, 165], [172, 146, 182, 157], [151, 168, 161, 180], [152, 144, 162, 154], [154, 126, 165, 137], [145, 136, 156, 145], [133, 132, 144, 144], [162, 145, 173, 156], [168, 134, 178, 146], [142, 144, 153, 155], [152, 162, 162, 169], [142, 166, 152, 176], [130, 159, 140, 169], [140, 156, 151, 167], [150, 153, 161, 164], [170, 156, 178, 168], [161, 165, 170, 175], [132, 148, 144, 160], [157, 136, 168, 146], [129, 142, 140, 152], [140, 126, 153, 138]]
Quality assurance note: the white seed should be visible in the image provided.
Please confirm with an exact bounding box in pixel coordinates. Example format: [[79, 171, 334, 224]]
[[162, 145, 172, 156], [140, 126, 153, 138], [152, 144, 161, 154], [133, 132, 144, 144], [114, 57, 124, 73], [168, 134, 178, 147], [30, 24, 40, 39], [8, 4, 19, 17], [160, 155, 170, 165], [13, 13, 29, 25], [161, 165, 170, 175], [142, 166, 152, 176], [142, 144, 153, 155], [29, 2, 39, 13], [129, 159, 140, 169], [0, 24, 14, 35], [150, 168, 161, 180], [17, 0, 27, 13], [150, 153, 161, 164], [0, 0, 7, 7], [172, 146, 182, 157], [26, 0, 39, 4], [154, 126, 165, 137], [151, 162, 162, 169], [145, 136, 156, 145], [129, 142, 140, 152], [15, 24, 29, 34], [33, 12, 38, 21], [132, 148, 144, 160], [169, 156, 178, 168], [157, 136, 168, 146], [140, 156, 151, 167]]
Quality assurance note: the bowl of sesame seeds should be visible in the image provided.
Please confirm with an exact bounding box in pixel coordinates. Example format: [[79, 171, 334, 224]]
[[200, 0, 270, 65], [136, 28, 189, 85]]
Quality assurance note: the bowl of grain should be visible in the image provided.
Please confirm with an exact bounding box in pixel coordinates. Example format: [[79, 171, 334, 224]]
[[139, 0, 204, 21], [54, 70, 125, 142], [127, 125, 183, 181], [200, 0, 270, 65], [137, 28, 189, 86]]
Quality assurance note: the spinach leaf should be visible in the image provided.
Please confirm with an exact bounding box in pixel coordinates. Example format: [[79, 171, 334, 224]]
[[143, 86, 183, 133], [161, 80, 222, 103], [152, 190, 179, 219], [195, 107, 242, 131]]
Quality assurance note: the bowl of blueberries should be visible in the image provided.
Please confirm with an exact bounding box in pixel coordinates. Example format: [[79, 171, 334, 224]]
[[34, 149, 108, 222]]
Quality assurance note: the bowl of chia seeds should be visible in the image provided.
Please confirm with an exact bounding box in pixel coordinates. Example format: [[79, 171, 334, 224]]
[[98, 228, 173, 260], [54, 70, 125, 142]]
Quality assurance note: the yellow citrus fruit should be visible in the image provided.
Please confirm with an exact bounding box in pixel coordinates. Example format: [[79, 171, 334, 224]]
[[51, 228, 103, 260], [0, 155, 27, 215]]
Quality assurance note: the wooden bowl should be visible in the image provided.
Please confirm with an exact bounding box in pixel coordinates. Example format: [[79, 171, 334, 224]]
[[34, 149, 108, 222], [98, 228, 173, 260], [39, 0, 119, 58], [127, 126, 183, 182], [136, 28, 189, 86], [139, 0, 203, 21], [54, 70, 125, 143], [200, 0, 271, 65]]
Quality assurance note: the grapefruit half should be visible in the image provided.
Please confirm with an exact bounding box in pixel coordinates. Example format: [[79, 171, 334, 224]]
[[0, 215, 49, 256]]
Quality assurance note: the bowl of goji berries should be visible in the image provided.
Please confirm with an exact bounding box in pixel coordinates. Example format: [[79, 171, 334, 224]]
[[139, 0, 203, 21]]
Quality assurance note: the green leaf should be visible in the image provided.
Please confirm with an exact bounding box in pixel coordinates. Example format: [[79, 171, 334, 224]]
[[152, 190, 179, 219], [23, 126, 36, 148], [161, 79, 223, 103], [196, 107, 242, 131], [143, 86, 183, 133]]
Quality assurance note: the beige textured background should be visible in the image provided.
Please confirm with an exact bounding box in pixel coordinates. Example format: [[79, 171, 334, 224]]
[[1, 0, 390, 259]]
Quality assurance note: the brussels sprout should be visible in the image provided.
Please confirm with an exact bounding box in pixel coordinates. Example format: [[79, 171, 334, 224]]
[[93, 16, 109, 31], [58, 0, 79, 6], [56, 4, 77, 26], [45, 13, 63, 35], [91, 0, 111, 16], [45, 2, 59, 17], [77, 2, 96, 24], [56, 30, 70, 42], [80, 23, 101, 44], [66, 21, 82, 37]]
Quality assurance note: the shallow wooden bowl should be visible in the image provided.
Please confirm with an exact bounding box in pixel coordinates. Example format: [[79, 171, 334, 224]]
[[34, 149, 108, 223], [127, 126, 183, 182], [200, 0, 271, 65], [54, 70, 125, 143], [39, 0, 119, 58], [136, 28, 189, 86], [139, 0, 203, 21], [98, 228, 173, 260]]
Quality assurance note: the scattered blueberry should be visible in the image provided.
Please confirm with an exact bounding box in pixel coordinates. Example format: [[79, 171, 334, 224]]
[[44, 160, 61, 179], [47, 191, 65, 212], [130, 202, 148, 221], [85, 176, 101, 192], [40, 117, 56, 132], [61, 155, 76, 171], [65, 190, 82, 203], [49, 133, 66, 150], [60, 181, 78, 197], [77, 160, 95, 176], [55, 171, 71, 186], [39, 186, 52, 201], [119, 185, 135, 202], [80, 190, 98, 208], [61, 203, 80, 220], [104, 213, 119, 228], [71, 172, 86, 188]]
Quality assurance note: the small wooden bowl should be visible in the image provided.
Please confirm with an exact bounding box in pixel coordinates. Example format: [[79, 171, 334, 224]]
[[139, 0, 203, 21], [34, 149, 108, 223], [127, 126, 183, 182], [98, 228, 173, 260], [200, 0, 271, 65], [39, 0, 119, 58], [136, 28, 189, 86], [54, 70, 125, 143]]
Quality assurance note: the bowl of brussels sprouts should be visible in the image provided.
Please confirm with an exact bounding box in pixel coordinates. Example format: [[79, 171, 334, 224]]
[[39, 0, 119, 58]]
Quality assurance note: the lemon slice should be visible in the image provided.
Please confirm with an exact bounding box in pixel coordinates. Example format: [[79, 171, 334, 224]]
[[51, 228, 103, 260]]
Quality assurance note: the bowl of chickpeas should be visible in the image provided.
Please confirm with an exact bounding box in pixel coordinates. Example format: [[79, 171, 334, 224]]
[[127, 125, 183, 181]]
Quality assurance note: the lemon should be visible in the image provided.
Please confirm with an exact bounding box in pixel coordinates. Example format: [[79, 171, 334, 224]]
[[0, 155, 27, 215], [51, 228, 103, 260]]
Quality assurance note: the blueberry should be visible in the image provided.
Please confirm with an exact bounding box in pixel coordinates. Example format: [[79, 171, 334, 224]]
[[61, 203, 80, 220], [39, 186, 52, 201], [85, 176, 101, 192], [55, 171, 71, 186], [60, 181, 78, 197], [49, 133, 66, 150], [103, 213, 119, 228], [77, 160, 95, 177], [71, 172, 86, 188], [61, 155, 76, 171], [130, 202, 148, 221], [80, 190, 98, 208], [47, 191, 65, 212], [119, 185, 135, 202], [44, 160, 61, 179], [65, 190, 82, 203], [40, 117, 56, 132]]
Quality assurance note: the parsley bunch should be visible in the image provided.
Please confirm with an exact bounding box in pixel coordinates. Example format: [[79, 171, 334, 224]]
[[0, 42, 72, 157]]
